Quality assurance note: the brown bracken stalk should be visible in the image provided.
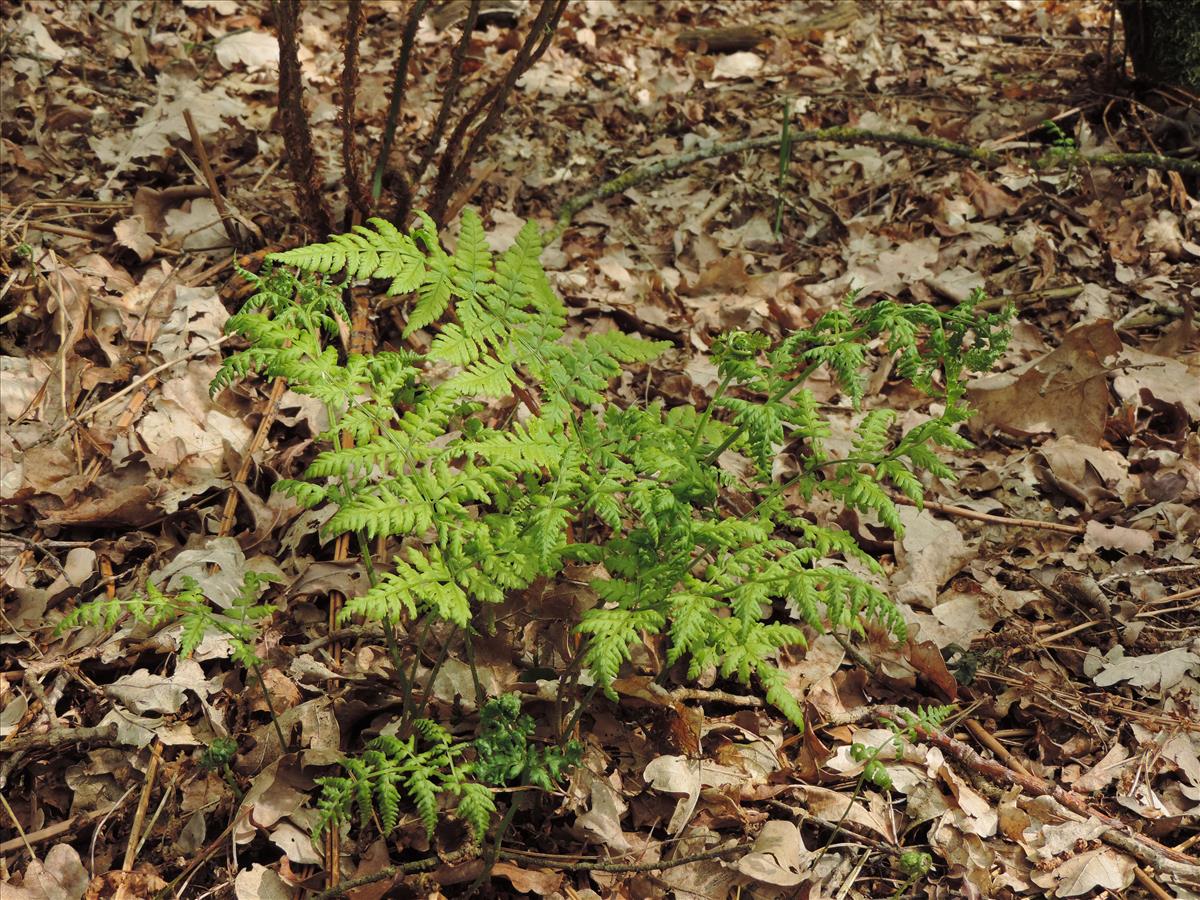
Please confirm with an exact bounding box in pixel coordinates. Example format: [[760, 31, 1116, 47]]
[[427, 0, 568, 227], [410, 0, 481, 193], [340, 0, 370, 223], [373, 0, 431, 211], [272, 0, 334, 237]]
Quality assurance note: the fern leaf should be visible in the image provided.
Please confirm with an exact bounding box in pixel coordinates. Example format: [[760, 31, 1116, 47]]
[[325, 482, 435, 540], [444, 354, 518, 398], [410, 241, 455, 338], [451, 208, 493, 299], [455, 782, 496, 841], [374, 769, 403, 835], [579, 606, 666, 690], [364, 218, 426, 294], [405, 768, 440, 838]]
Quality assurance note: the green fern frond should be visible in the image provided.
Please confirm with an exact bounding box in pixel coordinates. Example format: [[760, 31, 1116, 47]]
[[405, 768, 440, 836], [57, 573, 276, 669], [450, 208, 493, 299], [579, 606, 666, 690], [444, 353, 519, 398], [454, 782, 497, 840], [315, 726, 488, 842], [852, 409, 896, 457], [268, 218, 426, 294], [218, 209, 1008, 750], [325, 482, 436, 540]]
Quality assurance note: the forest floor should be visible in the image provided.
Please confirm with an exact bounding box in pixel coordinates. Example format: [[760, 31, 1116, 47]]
[[2, 1, 1199, 898]]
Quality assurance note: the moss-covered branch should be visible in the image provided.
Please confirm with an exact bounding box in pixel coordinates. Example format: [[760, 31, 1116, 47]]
[[547, 126, 1198, 242]]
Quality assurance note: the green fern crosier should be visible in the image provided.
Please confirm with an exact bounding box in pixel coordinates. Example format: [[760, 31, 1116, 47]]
[[472, 693, 582, 791], [212, 210, 1010, 735]]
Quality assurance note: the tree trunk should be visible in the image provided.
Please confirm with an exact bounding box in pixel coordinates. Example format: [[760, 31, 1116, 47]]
[[1117, 0, 1200, 89]]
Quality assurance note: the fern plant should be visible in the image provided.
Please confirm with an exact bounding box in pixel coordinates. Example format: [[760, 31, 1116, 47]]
[[313, 695, 576, 845], [46, 203, 1012, 860], [817, 704, 952, 893], [57, 571, 291, 753], [315, 719, 496, 842], [57, 572, 278, 669], [473, 693, 582, 791], [214, 209, 1010, 742]]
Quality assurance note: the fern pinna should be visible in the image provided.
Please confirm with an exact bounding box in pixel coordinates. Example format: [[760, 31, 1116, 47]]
[[215, 210, 1009, 742], [315, 719, 495, 841]]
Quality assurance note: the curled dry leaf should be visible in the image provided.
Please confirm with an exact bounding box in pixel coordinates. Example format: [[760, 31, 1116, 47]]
[[968, 319, 1123, 446], [2, 844, 88, 900], [733, 820, 813, 887]]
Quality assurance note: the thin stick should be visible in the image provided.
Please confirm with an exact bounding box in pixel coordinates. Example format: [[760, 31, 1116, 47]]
[[671, 687, 763, 707], [963, 717, 1031, 777], [0, 791, 34, 857], [1138, 585, 1200, 608], [0, 800, 124, 855], [182, 109, 241, 250], [1135, 865, 1176, 900], [975, 283, 1084, 312], [58, 334, 231, 431], [893, 713, 1200, 881], [151, 807, 252, 900], [309, 844, 752, 900], [890, 493, 1085, 535], [216, 376, 288, 535], [25, 221, 111, 242], [122, 741, 163, 872]]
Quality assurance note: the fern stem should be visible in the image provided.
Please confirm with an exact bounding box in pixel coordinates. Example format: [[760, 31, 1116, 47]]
[[470, 788, 521, 893], [742, 451, 899, 521], [558, 682, 599, 751], [704, 360, 822, 464], [413, 627, 455, 721], [813, 741, 891, 865], [397, 615, 434, 730], [463, 629, 486, 710], [688, 371, 736, 452], [382, 615, 412, 698], [250, 660, 291, 753], [371, 0, 430, 205], [773, 97, 792, 238], [353, 528, 378, 585]]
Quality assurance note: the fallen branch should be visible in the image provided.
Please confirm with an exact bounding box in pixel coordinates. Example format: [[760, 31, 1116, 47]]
[[890, 712, 1200, 885], [310, 844, 751, 900], [548, 126, 1199, 242], [0, 722, 118, 754], [890, 492, 1086, 535]]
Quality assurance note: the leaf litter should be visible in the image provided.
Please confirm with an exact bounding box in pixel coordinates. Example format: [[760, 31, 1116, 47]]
[[2, 1, 1199, 898]]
